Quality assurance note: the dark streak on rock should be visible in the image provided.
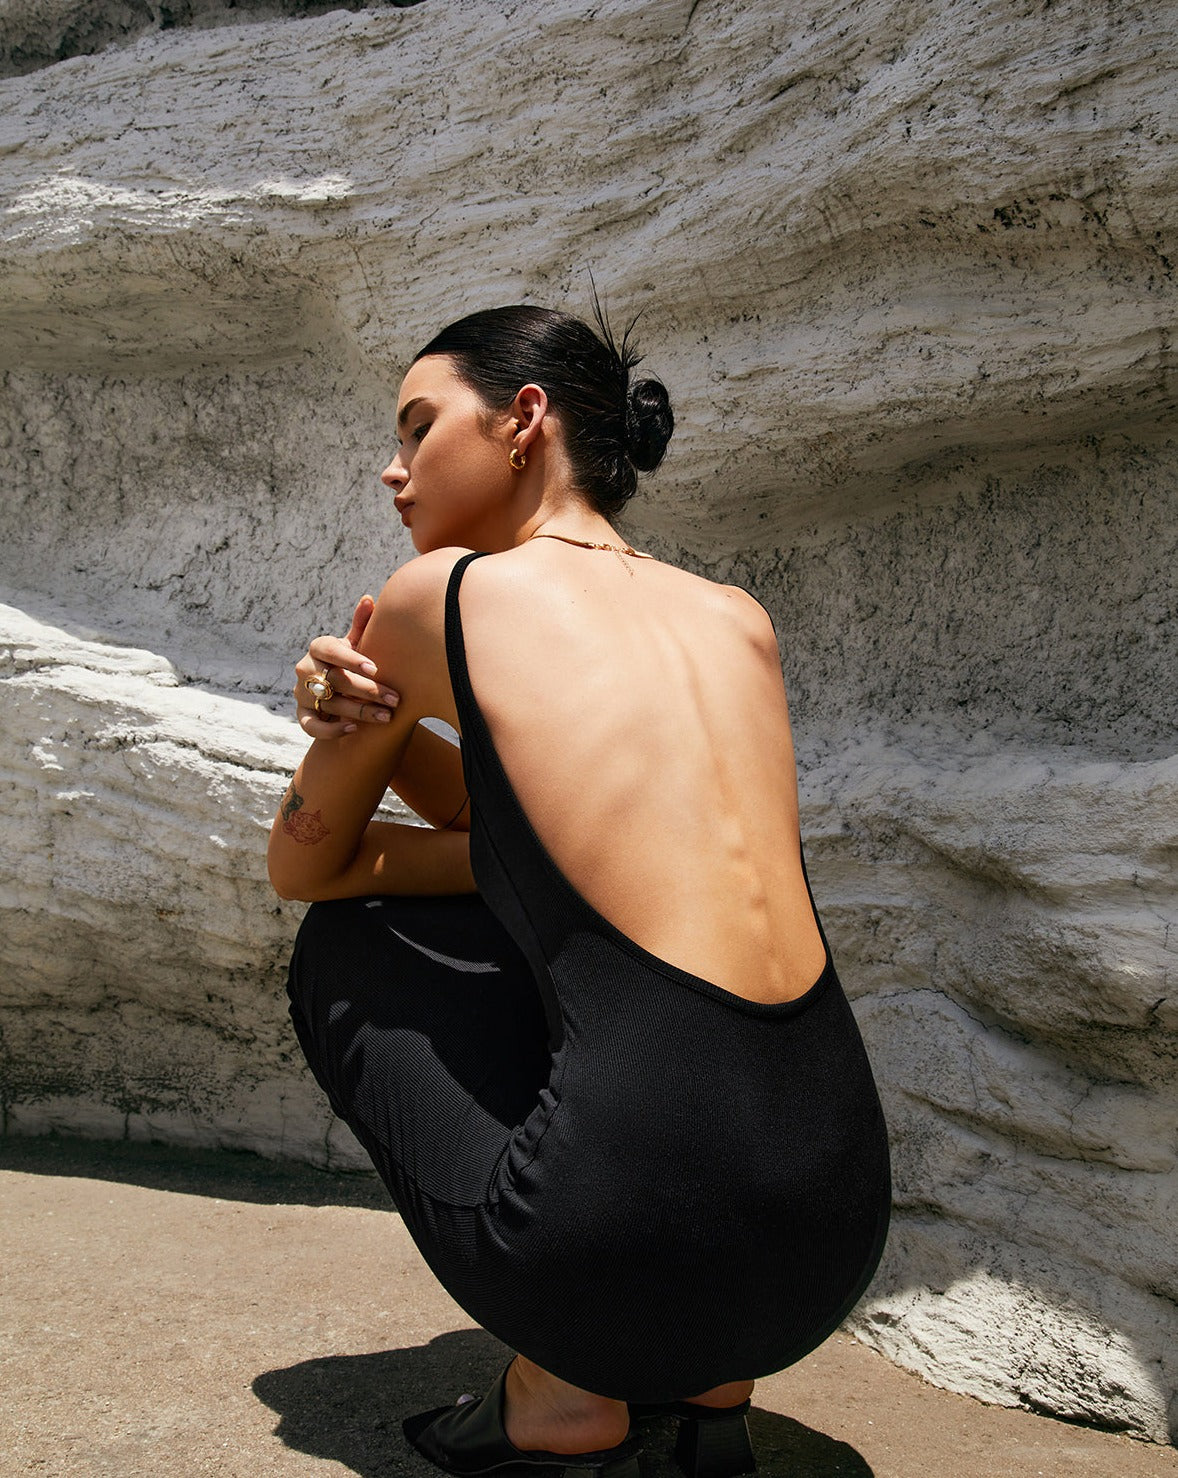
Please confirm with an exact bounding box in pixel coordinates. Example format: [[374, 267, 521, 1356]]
[[1, 0, 428, 79]]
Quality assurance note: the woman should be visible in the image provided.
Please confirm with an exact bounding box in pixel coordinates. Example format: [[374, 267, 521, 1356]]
[[268, 306, 890, 1478]]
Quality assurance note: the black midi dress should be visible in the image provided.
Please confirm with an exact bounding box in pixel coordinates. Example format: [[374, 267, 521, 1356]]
[[286, 551, 891, 1402]]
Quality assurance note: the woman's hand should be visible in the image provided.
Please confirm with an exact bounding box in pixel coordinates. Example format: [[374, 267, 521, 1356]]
[[293, 595, 401, 738]]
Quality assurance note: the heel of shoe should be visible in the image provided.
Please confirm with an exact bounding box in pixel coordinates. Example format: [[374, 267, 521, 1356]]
[[673, 1407, 756, 1478], [562, 1455, 642, 1478]]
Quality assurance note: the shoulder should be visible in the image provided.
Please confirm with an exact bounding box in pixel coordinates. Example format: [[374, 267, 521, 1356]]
[[375, 547, 480, 615], [360, 548, 478, 696], [368, 545, 501, 635], [719, 583, 778, 644], [674, 568, 779, 655]]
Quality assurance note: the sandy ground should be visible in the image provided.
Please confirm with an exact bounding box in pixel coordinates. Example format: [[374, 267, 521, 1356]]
[[1, 1137, 1175, 1478]]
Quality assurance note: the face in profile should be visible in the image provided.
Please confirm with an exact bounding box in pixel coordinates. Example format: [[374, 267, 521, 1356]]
[[381, 356, 515, 553]]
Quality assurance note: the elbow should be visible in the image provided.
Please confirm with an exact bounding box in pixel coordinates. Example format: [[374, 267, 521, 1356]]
[[267, 859, 303, 902], [269, 869, 327, 904], [268, 845, 343, 904], [267, 838, 318, 903]]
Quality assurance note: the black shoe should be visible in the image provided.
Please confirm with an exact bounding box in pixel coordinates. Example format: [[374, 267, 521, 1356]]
[[629, 1399, 756, 1478], [403, 1363, 643, 1477]]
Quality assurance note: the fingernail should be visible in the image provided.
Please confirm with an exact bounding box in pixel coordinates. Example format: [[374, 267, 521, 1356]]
[[343, 723, 358, 733], [374, 709, 391, 723], [360, 660, 378, 676], [381, 690, 399, 707]]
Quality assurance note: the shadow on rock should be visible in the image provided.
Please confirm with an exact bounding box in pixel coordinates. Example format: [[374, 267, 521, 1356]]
[[252, 1327, 873, 1476]]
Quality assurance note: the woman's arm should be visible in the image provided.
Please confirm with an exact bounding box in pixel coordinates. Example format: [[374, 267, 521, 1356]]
[[268, 553, 474, 900], [389, 722, 471, 831], [268, 733, 474, 901], [290, 595, 471, 831]]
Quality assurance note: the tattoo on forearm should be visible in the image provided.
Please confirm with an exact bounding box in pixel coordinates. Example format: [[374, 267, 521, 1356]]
[[280, 783, 330, 845]]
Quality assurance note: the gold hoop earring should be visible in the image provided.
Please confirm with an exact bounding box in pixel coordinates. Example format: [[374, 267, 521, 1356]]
[[509, 447, 527, 471]]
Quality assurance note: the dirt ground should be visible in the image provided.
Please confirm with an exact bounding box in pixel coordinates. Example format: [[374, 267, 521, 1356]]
[[2, 1137, 1175, 1478]]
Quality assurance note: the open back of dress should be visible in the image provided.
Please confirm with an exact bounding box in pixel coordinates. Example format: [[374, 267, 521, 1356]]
[[286, 552, 891, 1401]]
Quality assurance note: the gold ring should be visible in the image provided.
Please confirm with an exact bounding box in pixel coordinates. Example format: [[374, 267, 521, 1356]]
[[304, 670, 334, 703]]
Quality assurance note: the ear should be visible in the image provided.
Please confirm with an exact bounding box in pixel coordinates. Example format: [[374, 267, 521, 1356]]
[[510, 383, 549, 456]]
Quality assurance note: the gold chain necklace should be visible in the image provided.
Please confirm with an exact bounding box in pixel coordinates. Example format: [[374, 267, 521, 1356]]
[[527, 530, 653, 575]]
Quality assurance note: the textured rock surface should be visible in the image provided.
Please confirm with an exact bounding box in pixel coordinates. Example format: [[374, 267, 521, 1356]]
[[801, 742, 1178, 1440], [0, 0, 1175, 1445], [0, 596, 382, 1167]]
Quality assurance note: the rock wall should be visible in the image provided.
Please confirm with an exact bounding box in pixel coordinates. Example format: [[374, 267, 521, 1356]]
[[1, 0, 1175, 1445]]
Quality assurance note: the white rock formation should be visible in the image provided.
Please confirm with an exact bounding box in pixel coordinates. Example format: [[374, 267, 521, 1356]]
[[1, 0, 1175, 1446], [0, 596, 384, 1166]]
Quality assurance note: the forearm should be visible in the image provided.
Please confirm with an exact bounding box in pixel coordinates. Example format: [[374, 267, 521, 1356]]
[[271, 817, 475, 901], [387, 722, 470, 831], [268, 716, 417, 898]]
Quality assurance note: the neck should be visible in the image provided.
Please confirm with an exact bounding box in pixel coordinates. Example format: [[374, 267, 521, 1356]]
[[517, 509, 623, 548], [523, 528, 653, 565]]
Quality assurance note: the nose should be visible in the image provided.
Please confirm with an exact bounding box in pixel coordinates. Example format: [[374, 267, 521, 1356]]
[[381, 452, 407, 492]]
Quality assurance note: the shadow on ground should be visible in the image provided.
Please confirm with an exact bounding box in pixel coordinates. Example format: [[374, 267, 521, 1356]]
[[0, 1134, 389, 1208], [252, 1328, 874, 1477]]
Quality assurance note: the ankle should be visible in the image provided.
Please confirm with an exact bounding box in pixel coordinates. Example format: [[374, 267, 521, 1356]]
[[682, 1378, 755, 1409], [505, 1357, 630, 1454]]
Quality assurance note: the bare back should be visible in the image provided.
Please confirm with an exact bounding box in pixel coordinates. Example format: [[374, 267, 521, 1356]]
[[455, 543, 827, 1005]]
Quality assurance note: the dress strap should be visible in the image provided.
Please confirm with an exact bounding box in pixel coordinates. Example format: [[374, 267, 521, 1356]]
[[444, 550, 490, 738]]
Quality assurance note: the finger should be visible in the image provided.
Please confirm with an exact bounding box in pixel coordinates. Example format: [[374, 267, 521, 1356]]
[[299, 664, 398, 711], [344, 594, 376, 651], [299, 634, 397, 708], [298, 711, 357, 738], [293, 672, 393, 726], [295, 684, 395, 725], [318, 697, 395, 726], [293, 678, 355, 721], [308, 634, 378, 678]]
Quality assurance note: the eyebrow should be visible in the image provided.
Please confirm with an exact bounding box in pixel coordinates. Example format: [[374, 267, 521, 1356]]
[[397, 396, 428, 432]]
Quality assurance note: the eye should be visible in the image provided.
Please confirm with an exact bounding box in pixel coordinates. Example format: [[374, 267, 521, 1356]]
[[412, 422, 430, 443]]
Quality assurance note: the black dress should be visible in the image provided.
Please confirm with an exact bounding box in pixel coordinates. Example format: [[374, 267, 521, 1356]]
[[286, 551, 890, 1402]]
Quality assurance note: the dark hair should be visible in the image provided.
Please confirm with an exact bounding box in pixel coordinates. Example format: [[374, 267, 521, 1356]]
[[412, 304, 674, 519]]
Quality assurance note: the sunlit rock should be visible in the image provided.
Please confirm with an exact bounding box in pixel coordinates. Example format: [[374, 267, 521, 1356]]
[[1, 0, 1174, 1445]]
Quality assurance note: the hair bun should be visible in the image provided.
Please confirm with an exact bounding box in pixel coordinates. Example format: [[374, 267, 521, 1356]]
[[625, 378, 674, 472]]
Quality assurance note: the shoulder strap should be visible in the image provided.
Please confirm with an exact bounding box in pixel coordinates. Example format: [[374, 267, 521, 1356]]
[[743, 586, 778, 635], [444, 550, 489, 730]]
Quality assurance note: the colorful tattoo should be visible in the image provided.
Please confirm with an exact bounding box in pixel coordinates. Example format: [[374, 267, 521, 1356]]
[[280, 784, 330, 845]]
